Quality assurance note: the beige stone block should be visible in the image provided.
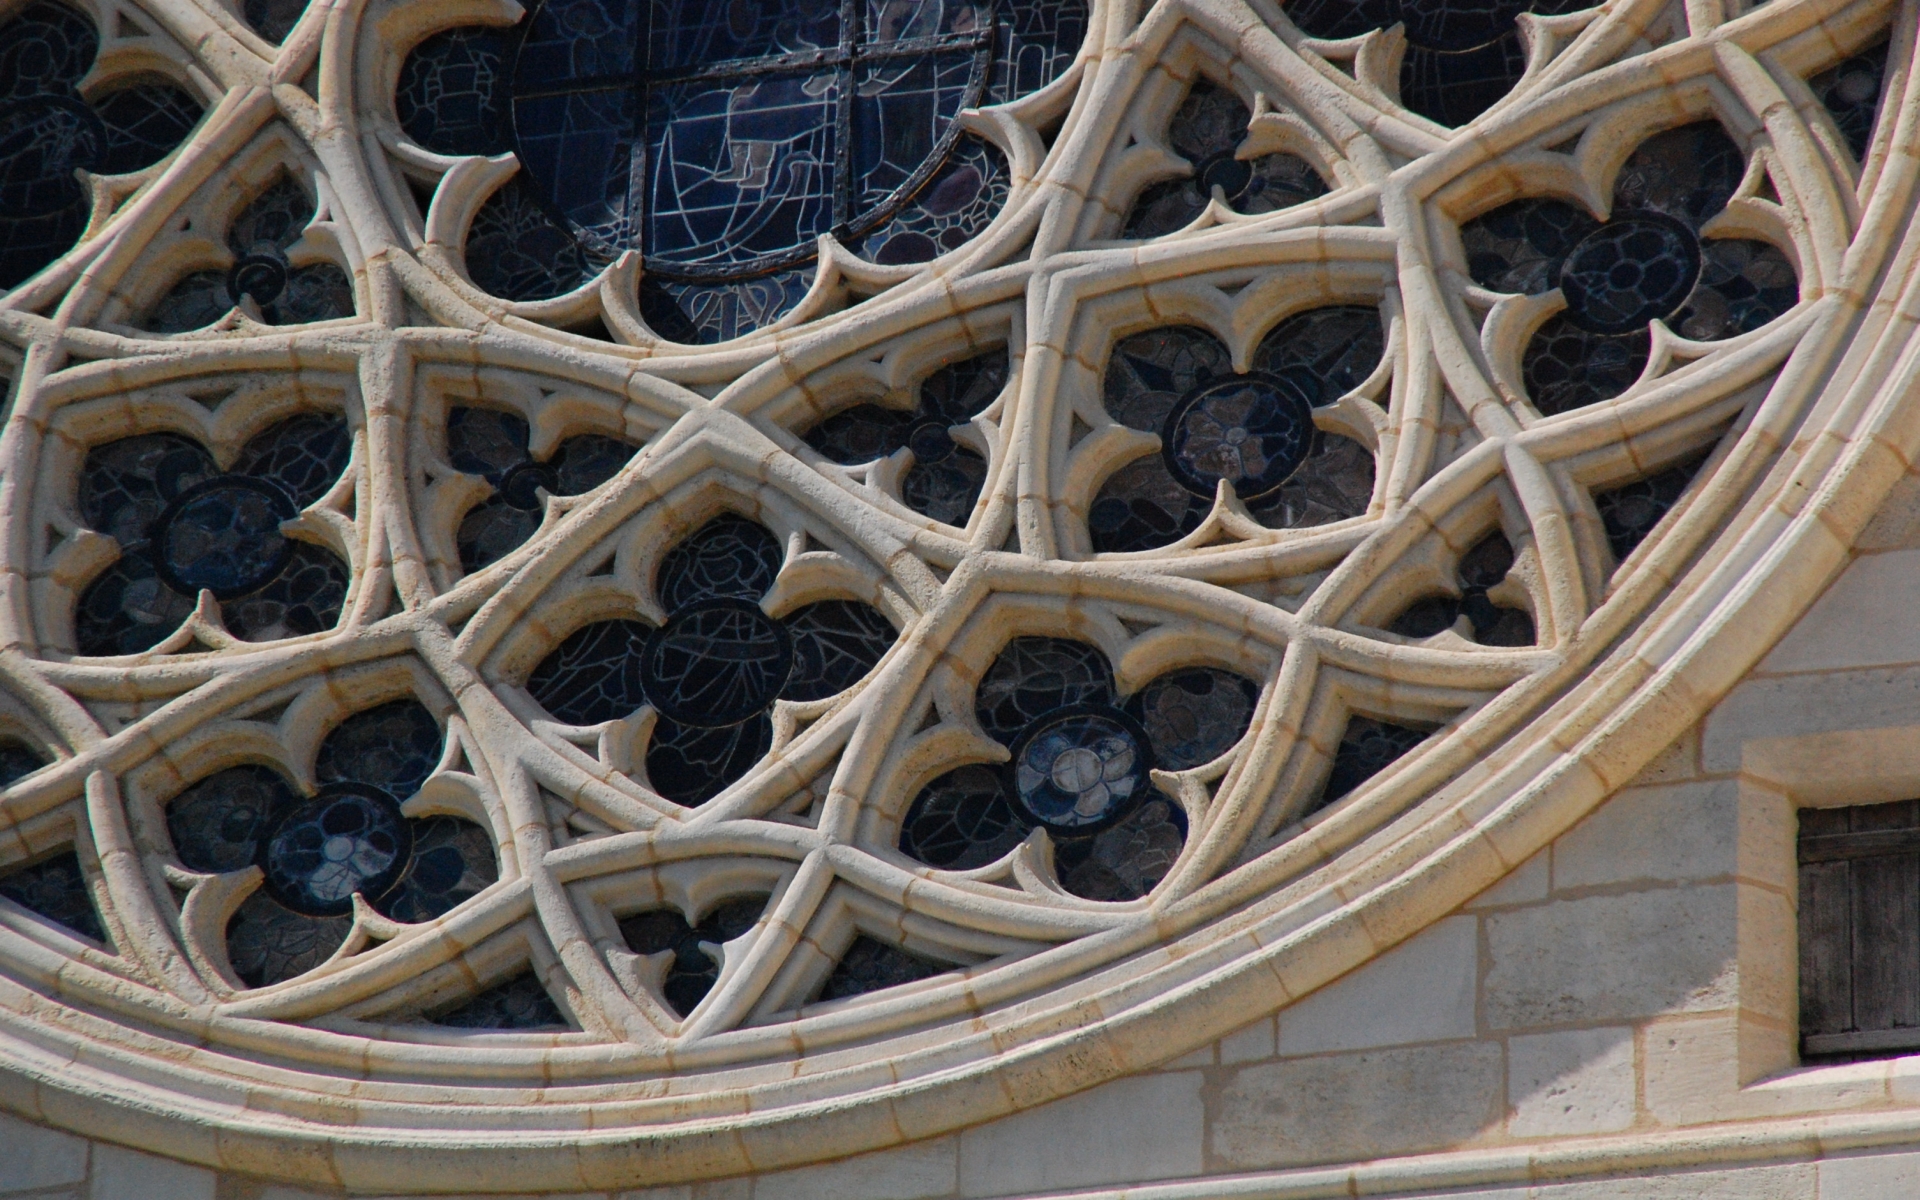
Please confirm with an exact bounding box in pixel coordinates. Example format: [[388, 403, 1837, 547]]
[[1631, 725, 1701, 785], [1276, 916, 1477, 1056], [1163, 1043, 1218, 1069], [0, 1111, 87, 1192], [1702, 665, 1920, 774], [1215, 1016, 1272, 1065], [1818, 1150, 1920, 1197], [1208, 1041, 1503, 1172], [1530, 1163, 1814, 1198], [956, 1072, 1203, 1196], [1483, 887, 1738, 1029], [1464, 851, 1549, 910], [748, 1138, 955, 1200], [1506, 1027, 1636, 1137], [1643, 1012, 1880, 1125], [1551, 782, 1740, 890], [256, 1189, 343, 1200], [1759, 549, 1920, 674], [88, 1144, 215, 1200]]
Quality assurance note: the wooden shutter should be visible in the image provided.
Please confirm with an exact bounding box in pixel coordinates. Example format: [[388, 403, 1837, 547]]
[[1799, 800, 1920, 1060]]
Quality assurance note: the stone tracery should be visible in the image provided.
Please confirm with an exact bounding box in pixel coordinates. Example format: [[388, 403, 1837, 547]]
[[0, 0, 1900, 1186]]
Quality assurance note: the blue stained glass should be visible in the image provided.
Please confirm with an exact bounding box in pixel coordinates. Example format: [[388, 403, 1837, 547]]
[[648, 0, 839, 72], [643, 71, 841, 267], [480, 0, 1080, 320], [511, 88, 640, 259]]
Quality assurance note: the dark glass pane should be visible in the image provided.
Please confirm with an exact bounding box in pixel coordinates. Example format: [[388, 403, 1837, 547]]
[[819, 934, 945, 1001], [466, 178, 602, 302], [645, 712, 772, 804], [448, 406, 530, 479], [527, 619, 652, 725], [902, 448, 987, 525], [1399, 32, 1527, 127], [1556, 215, 1700, 334], [74, 555, 196, 655], [985, 0, 1085, 104], [1055, 797, 1185, 901], [782, 600, 895, 701], [0, 95, 103, 219], [642, 600, 793, 726], [142, 270, 232, 333], [1249, 433, 1375, 529], [316, 700, 443, 802], [0, 850, 104, 940], [1595, 453, 1708, 560], [1673, 238, 1797, 341], [900, 763, 1030, 869], [1318, 716, 1428, 808], [805, 403, 915, 464], [1088, 454, 1207, 552], [377, 816, 498, 923], [867, 0, 988, 47], [226, 889, 350, 986], [233, 413, 351, 508], [229, 177, 313, 256], [850, 52, 979, 233], [0, 4, 97, 100], [517, 0, 641, 84], [221, 541, 349, 641], [0, 198, 86, 287], [80, 433, 218, 547], [857, 134, 1009, 264], [551, 434, 638, 494], [1522, 316, 1649, 414], [1284, 0, 1396, 40], [642, 70, 840, 269], [1125, 668, 1259, 770], [656, 515, 782, 611], [1812, 42, 1888, 160], [638, 269, 812, 344], [242, 0, 307, 43], [1399, 0, 1531, 51], [458, 496, 541, 572], [618, 895, 767, 1016], [167, 765, 297, 874], [0, 739, 46, 787], [396, 27, 509, 157], [259, 788, 411, 917], [92, 83, 201, 174], [974, 636, 1114, 745], [431, 971, 567, 1028], [1102, 326, 1229, 432], [1612, 122, 1744, 229], [1122, 80, 1327, 239], [1461, 198, 1598, 295], [262, 263, 354, 325], [1386, 531, 1532, 645]]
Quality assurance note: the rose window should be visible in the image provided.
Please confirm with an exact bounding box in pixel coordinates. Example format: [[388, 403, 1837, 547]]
[[0, 0, 1901, 1186]]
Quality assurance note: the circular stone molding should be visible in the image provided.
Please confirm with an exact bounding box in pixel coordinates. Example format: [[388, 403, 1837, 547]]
[[0, 0, 1909, 1191]]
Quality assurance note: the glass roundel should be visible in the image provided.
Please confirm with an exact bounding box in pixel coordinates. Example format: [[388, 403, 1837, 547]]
[[1163, 372, 1317, 502], [505, 0, 1086, 280], [261, 788, 413, 917]]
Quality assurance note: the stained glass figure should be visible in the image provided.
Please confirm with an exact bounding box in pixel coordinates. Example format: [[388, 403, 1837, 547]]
[[1316, 715, 1430, 809], [403, 0, 1081, 341], [1387, 531, 1534, 645], [168, 705, 498, 986], [0, 850, 105, 941], [446, 406, 640, 571], [0, 3, 202, 287], [1463, 123, 1799, 414], [618, 896, 767, 1016], [431, 972, 568, 1029], [526, 515, 897, 804], [903, 639, 1255, 899], [1595, 453, 1709, 561], [1812, 42, 1889, 160], [1091, 312, 1380, 551], [144, 177, 354, 331], [1121, 80, 1327, 238], [818, 935, 946, 1001], [74, 416, 352, 654], [0, 739, 46, 787], [1285, 0, 1594, 127], [805, 348, 1007, 527]]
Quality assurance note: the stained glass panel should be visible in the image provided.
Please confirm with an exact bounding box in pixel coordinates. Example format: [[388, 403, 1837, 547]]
[[819, 935, 946, 1001], [1387, 531, 1533, 645], [431, 972, 567, 1028], [1317, 716, 1429, 808], [0, 851, 105, 941], [1122, 81, 1326, 238], [618, 895, 767, 1015], [1813, 42, 1889, 160], [1595, 453, 1709, 560]]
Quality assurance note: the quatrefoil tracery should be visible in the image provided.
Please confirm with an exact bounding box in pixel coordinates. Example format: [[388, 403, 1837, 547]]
[[0, 0, 1893, 1163]]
